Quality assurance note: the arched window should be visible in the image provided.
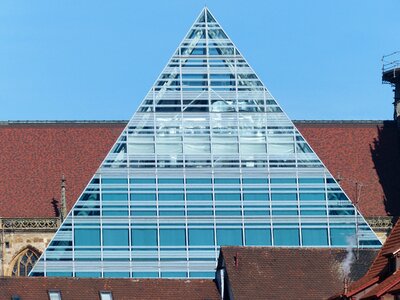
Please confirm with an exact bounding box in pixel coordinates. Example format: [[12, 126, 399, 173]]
[[11, 247, 40, 276]]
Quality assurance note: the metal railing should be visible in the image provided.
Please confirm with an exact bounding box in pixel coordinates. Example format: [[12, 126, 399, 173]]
[[382, 51, 400, 73]]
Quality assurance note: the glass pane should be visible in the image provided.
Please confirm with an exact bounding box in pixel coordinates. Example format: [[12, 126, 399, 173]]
[[184, 143, 211, 154], [213, 143, 238, 154], [302, 228, 328, 246], [48, 291, 61, 300], [104, 272, 130, 278], [241, 143, 266, 154], [273, 228, 299, 246], [330, 228, 356, 246], [131, 193, 156, 201], [157, 143, 182, 154], [186, 178, 212, 184], [158, 178, 184, 184], [299, 193, 326, 201], [268, 143, 294, 154], [160, 229, 186, 246], [159, 193, 184, 201], [215, 193, 240, 201], [102, 178, 128, 184], [188, 229, 214, 246], [328, 193, 348, 201], [243, 193, 269, 201], [245, 229, 271, 246], [214, 178, 240, 184], [133, 272, 159, 278], [242, 178, 268, 184], [299, 178, 324, 184], [161, 272, 187, 278], [132, 229, 157, 246], [271, 193, 297, 201], [75, 272, 101, 278], [103, 229, 129, 246], [102, 193, 128, 201], [187, 193, 212, 201], [130, 178, 156, 184], [270, 178, 296, 184], [217, 229, 243, 246], [74, 229, 100, 246], [100, 292, 113, 300]]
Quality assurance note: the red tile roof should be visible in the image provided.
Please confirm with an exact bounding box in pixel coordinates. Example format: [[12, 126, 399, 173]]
[[367, 219, 400, 279], [296, 120, 400, 217], [219, 247, 378, 300], [0, 120, 399, 218], [0, 121, 124, 218], [331, 219, 400, 299], [0, 277, 220, 300], [361, 271, 400, 299]]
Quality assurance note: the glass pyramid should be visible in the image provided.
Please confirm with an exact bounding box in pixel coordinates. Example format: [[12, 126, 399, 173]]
[[30, 8, 381, 279]]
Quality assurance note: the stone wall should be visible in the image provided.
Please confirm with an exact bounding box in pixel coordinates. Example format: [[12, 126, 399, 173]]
[[0, 218, 59, 276]]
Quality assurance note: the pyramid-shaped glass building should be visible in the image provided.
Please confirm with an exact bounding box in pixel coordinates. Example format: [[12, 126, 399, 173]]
[[30, 8, 381, 279]]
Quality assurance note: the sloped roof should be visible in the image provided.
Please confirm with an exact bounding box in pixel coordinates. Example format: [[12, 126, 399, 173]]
[[367, 218, 400, 278], [361, 271, 400, 299], [0, 120, 398, 218], [219, 247, 378, 300], [0, 277, 220, 300], [0, 121, 124, 217], [330, 219, 400, 299], [296, 120, 400, 217]]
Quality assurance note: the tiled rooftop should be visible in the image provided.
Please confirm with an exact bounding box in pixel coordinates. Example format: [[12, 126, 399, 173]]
[[219, 247, 378, 300], [0, 277, 219, 300], [0, 120, 398, 217]]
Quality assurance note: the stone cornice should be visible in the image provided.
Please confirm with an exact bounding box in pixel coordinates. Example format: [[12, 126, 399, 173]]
[[0, 218, 60, 231], [365, 216, 394, 231]]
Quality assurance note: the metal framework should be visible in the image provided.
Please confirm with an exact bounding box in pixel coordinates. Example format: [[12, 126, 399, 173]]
[[30, 8, 381, 279]]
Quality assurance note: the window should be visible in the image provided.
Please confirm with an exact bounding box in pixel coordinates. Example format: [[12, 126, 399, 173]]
[[215, 193, 240, 201], [99, 291, 113, 300], [102, 193, 128, 201], [11, 247, 40, 276], [132, 229, 157, 246], [103, 229, 129, 246], [74, 229, 100, 246], [299, 193, 325, 201], [245, 229, 271, 246], [48, 291, 61, 300], [330, 228, 356, 246], [160, 229, 186, 246], [271, 193, 297, 201], [273, 228, 300, 246], [187, 193, 212, 201], [104, 272, 129, 278], [217, 229, 243, 246], [302, 228, 328, 246], [189, 229, 214, 246]]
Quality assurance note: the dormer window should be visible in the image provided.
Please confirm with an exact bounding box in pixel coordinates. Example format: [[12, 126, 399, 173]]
[[388, 249, 400, 273], [48, 291, 62, 300], [100, 291, 113, 300]]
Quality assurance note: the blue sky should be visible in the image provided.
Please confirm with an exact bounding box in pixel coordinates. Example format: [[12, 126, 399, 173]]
[[0, 1, 399, 120]]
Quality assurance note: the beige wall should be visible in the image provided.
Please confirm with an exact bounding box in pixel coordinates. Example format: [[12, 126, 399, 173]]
[[1, 231, 55, 276]]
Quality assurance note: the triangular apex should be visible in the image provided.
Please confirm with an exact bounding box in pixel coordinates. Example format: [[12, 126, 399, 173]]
[[30, 8, 381, 279]]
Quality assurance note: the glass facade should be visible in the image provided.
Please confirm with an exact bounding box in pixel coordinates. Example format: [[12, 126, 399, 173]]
[[30, 8, 381, 279]]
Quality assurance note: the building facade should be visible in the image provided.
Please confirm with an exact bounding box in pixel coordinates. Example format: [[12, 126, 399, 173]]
[[29, 8, 381, 279]]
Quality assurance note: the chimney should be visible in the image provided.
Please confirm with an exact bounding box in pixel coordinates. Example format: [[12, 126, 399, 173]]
[[234, 252, 239, 268], [343, 277, 349, 295], [60, 175, 67, 221]]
